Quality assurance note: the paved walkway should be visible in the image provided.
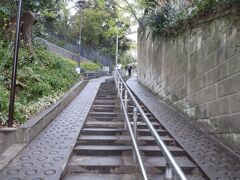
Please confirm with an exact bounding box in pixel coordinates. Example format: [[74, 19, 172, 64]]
[[127, 76, 240, 180], [0, 77, 110, 180]]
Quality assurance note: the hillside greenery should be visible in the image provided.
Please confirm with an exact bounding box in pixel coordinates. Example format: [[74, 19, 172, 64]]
[[0, 38, 97, 126]]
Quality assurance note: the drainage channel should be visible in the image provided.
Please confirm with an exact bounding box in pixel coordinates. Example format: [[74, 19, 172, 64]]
[[62, 78, 208, 180]]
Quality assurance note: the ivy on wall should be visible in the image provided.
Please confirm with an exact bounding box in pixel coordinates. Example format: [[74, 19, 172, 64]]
[[142, 0, 240, 36]]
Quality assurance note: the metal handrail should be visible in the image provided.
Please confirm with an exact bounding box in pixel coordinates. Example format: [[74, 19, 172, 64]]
[[114, 74, 148, 180], [114, 70, 187, 180]]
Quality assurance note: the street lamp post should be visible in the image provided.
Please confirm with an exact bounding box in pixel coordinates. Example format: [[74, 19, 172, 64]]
[[76, 0, 86, 74], [65, 1, 86, 74], [8, 0, 23, 127], [115, 30, 118, 68]]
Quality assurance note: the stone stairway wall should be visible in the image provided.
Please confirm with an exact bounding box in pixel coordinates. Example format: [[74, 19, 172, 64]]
[[137, 10, 240, 152]]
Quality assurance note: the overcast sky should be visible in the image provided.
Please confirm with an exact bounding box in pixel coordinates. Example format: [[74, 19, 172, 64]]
[[67, 0, 78, 15]]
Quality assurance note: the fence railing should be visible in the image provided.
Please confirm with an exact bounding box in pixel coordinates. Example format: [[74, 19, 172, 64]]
[[44, 30, 113, 67], [114, 70, 188, 180], [84, 70, 110, 79]]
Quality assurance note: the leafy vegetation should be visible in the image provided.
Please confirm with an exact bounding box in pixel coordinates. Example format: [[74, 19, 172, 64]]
[[0, 40, 80, 125], [0, 0, 65, 28], [119, 53, 136, 67], [0, 0, 132, 127], [46, 0, 132, 64], [81, 61, 101, 72], [142, 0, 240, 36]]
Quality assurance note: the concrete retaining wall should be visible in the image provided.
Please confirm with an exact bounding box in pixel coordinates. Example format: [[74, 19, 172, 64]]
[[137, 11, 240, 152]]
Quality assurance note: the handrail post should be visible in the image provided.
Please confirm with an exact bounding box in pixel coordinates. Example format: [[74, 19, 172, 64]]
[[116, 76, 120, 97], [133, 107, 138, 163], [124, 90, 128, 129], [119, 82, 123, 110], [165, 163, 174, 180], [120, 82, 123, 98], [118, 79, 121, 98], [114, 72, 117, 88]]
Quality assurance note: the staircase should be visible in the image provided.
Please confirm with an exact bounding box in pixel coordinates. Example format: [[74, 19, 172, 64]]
[[62, 78, 207, 180]]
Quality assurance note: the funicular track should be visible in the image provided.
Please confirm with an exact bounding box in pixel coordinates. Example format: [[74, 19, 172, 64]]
[[62, 78, 208, 180]]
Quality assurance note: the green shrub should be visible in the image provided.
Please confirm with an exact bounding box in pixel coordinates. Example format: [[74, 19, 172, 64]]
[[0, 40, 80, 125], [80, 61, 101, 72]]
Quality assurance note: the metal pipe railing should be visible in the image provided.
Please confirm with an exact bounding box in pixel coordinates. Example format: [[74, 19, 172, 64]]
[[114, 70, 187, 180], [114, 74, 148, 180]]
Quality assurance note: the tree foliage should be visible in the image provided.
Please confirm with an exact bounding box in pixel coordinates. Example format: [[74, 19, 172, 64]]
[[0, 0, 66, 29], [49, 0, 132, 59]]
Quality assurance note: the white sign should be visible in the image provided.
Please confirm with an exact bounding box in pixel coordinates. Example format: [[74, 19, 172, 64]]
[[102, 66, 109, 72], [76, 67, 81, 74]]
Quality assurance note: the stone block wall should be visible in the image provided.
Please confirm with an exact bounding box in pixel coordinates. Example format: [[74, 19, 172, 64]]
[[137, 12, 240, 152]]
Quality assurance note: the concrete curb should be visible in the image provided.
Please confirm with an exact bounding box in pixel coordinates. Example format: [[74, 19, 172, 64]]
[[0, 80, 88, 172], [17, 80, 88, 144]]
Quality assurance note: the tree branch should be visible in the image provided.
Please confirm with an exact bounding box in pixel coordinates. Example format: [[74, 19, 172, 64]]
[[115, 0, 145, 30]]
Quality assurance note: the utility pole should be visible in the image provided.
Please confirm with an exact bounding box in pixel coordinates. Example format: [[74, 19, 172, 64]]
[[78, 8, 83, 68], [64, 21, 67, 49], [115, 30, 118, 68], [76, 0, 86, 74], [8, 0, 23, 127]]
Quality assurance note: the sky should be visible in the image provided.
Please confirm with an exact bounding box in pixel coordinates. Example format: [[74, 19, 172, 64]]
[[67, 1, 78, 15]]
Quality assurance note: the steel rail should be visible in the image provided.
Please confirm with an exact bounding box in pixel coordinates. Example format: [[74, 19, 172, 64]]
[[114, 75, 148, 180], [115, 70, 188, 180]]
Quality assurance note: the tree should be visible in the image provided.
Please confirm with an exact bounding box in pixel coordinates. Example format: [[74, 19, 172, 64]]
[[65, 2, 131, 57], [0, 0, 67, 33], [0, 0, 64, 19]]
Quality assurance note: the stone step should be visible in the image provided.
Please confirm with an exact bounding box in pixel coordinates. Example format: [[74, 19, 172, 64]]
[[84, 121, 124, 128], [96, 93, 116, 96], [84, 118, 159, 126], [73, 145, 186, 156], [83, 121, 162, 129], [93, 99, 116, 103], [80, 128, 168, 136], [92, 104, 120, 108], [89, 107, 120, 112], [63, 173, 205, 180], [93, 101, 116, 105], [95, 97, 116, 100], [87, 112, 120, 118], [86, 117, 123, 121], [77, 135, 175, 146], [66, 155, 197, 173], [63, 173, 141, 180], [128, 112, 154, 118]]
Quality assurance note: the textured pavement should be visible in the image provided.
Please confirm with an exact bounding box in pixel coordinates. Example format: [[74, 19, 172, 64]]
[[127, 76, 240, 180], [0, 77, 110, 180]]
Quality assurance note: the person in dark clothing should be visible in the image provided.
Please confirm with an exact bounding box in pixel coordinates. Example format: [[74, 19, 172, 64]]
[[128, 66, 132, 77]]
